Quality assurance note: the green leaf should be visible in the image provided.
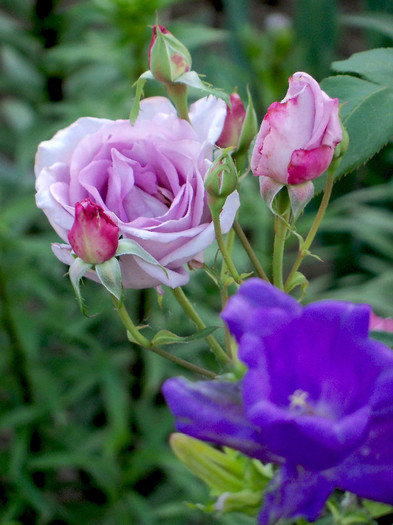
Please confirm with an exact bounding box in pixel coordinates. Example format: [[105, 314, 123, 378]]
[[332, 47, 393, 88], [152, 326, 219, 345], [316, 50, 393, 193], [95, 257, 123, 302]]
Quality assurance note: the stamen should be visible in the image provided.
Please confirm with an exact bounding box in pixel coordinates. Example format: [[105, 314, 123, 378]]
[[289, 389, 315, 414]]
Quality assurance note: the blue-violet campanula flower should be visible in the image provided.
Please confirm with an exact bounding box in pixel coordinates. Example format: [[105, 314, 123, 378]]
[[163, 279, 393, 524]]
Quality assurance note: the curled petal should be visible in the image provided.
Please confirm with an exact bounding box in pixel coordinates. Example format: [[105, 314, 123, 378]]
[[162, 377, 282, 464]]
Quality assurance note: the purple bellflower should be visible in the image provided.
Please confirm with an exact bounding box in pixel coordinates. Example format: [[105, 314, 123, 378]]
[[163, 279, 393, 524]]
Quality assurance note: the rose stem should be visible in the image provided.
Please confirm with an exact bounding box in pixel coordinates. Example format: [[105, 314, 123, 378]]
[[212, 214, 242, 285], [165, 83, 190, 123], [233, 219, 270, 282], [284, 165, 336, 293], [272, 191, 290, 290], [113, 296, 216, 378], [172, 287, 232, 366], [219, 228, 234, 358]]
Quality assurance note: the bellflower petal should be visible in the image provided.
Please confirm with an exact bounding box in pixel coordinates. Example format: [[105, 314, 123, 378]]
[[164, 280, 393, 522], [336, 413, 393, 503], [163, 377, 282, 465], [221, 278, 302, 342], [259, 466, 335, 525]]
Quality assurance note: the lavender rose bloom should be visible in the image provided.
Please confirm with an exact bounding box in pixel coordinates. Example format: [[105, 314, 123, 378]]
[[35, 96, 239, 289], [163, 279, 393, 524], [251, 72, 342, 216]]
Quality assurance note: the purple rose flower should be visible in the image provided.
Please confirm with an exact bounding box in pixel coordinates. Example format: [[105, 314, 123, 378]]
[[35, 96, 239, 289], [163, 279, 393, 523]]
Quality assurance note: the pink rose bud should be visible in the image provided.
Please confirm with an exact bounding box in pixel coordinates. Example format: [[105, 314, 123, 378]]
[[217, 93, 247, 149], [251, 72, 342, 216], [68, 199, 119, 264], [148, 24, 192, 84], [251, 72, 342, 185]]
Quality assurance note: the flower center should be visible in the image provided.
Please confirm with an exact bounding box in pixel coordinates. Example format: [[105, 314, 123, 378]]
[[288, 389, 315, 415]]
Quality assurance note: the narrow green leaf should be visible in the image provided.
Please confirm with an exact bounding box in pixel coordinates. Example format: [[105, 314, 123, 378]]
[[152, 326, 219, 345]]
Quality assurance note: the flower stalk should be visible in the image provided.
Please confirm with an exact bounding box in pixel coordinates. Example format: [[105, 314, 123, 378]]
[[272, 191, 290, 290], [172, 287, 232, 366], [284, 162, 337, 293], [233, 219, 270, 282], [113, 296, 216, 378]]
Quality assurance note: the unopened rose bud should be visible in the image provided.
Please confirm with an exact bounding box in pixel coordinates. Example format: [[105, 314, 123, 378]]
[[251, 71, 343, 217], [68, 199, 119, 264], [205, 150, 238, 199], [217, 92, 258, 155], [205, 150, 238, 216], [217, 93, 247, 149], [148, 24, 192, 84]]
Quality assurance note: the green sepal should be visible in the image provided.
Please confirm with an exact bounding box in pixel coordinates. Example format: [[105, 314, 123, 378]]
[[170, 434, 272, 516], [116, 238, 168, 278], [174, 70, 230, 106], [152, 326, 219, 346], [95, 257, 123, 303], [362, 499, 393, 519], [126, 325, 148, 345], [237, 86, 258, 154], [69, 257, 93, 316], [129, 76, 148, 124]]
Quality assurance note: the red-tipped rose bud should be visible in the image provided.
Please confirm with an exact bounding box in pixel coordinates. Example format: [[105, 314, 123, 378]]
[[148, 24, 192, 84], [217, 93, 247, 149], [68, 199, 119, 264]]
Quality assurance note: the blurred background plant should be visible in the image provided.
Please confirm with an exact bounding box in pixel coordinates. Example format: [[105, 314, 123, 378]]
[[0, 0, 392, 523]]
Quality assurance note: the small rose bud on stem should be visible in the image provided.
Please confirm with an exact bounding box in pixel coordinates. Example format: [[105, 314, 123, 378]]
[[68, 199, 119, 264], [148, 25, 192, 84], [148, 24, 192, 121]]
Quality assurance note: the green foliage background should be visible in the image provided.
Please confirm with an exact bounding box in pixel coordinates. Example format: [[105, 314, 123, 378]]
[[0, 0, 393, 523]]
